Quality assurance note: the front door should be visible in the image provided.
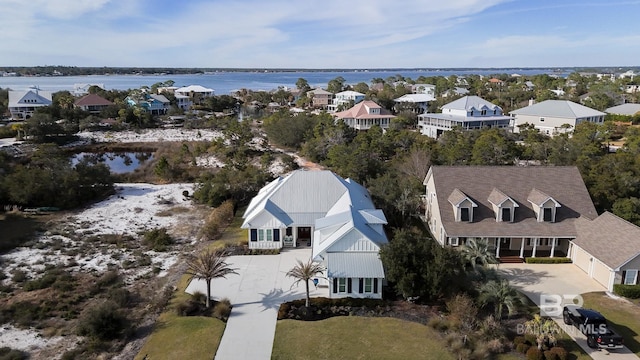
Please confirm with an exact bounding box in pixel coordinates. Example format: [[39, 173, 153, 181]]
[[297, 227, 311, 246]]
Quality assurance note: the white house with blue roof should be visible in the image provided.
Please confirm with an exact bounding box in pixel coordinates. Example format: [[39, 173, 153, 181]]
[[417, 95, 512, 138], [241, 170, 388, 299]]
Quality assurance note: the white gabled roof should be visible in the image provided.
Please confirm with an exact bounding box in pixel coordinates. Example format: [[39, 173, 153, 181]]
[[8, 90, 53, 107], [394, 93, 435, 103], [312, 206, 388, 260], [242, 170, 355, 228], [443, 95, 501, 112], [335, 90, 364, 97], [510, 100, 605, 118], [175, 85, 214, 93]]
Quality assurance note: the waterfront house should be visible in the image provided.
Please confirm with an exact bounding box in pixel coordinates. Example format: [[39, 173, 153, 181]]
[[307, 88, 333, 109], [327, 90, 365, 112], [175, 85, 215, 106], [417, 96, 511, 138], [394, 93, 435, 114], [241, 170, 388, 299], [8, 88, 53, 120], [74, 94, 113, 114], [333, 100, 395, 131], [126, 93, 170, 115], [511, 100, 605, 136]]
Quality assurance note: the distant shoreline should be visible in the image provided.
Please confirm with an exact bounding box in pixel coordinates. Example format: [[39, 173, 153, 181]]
[[1, 66, 638, 77]]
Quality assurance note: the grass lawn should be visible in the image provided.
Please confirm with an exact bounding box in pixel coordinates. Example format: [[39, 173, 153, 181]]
[[135, 275, 226, 360], [582, 291, 640, 356], [135, 210, 247, 360], [272, 317, 455, 360]]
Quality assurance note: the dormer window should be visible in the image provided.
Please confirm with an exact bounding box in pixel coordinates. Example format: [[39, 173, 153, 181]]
[[448, 188, 478, 223], [527, 188, 561, 223], [488, 188, 518, 223]]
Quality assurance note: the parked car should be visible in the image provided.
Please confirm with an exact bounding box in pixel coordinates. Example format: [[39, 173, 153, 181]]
[[563, 305, 624, 349]]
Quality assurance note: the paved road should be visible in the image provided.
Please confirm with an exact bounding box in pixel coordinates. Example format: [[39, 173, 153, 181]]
[[500, 263, 639, 360], [185, 248, 328, 360]]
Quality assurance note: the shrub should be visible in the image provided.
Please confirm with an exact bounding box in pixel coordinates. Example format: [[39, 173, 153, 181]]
[[214, 298, 232, 322], [547, 346, 568, 360], [526, 347, 544, 360], [0, 347, 28, 360], [191, 291, 207, 305], [486, 338, 505, 354], [199, 200, 235, 240], [471, 343, 490, 360], [427, 317, 450, 332], [514, 335, 526, 346], [446, 294, 478, 331], [516, 343, 531, 354], [11, 270, 27, 283], [613, 284, 640, 299], [76, 301, 130, 341], [525, 257, 572, 264], [174, 298, 201, 316], [142, 228, 174, 252]]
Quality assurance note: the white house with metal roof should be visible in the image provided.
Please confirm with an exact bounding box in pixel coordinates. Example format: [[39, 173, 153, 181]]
[[242, 170, 388, 298], [605, 103, 640, 116], [394, 93, 435, 114], [417, 96, 511, 138], [511, 100, 605, 136], [327, 90, 365, 113], [8, 88, 53, 119]]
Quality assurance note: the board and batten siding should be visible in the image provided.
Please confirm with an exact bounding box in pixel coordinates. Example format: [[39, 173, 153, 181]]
[[327, 230, 382, 252]]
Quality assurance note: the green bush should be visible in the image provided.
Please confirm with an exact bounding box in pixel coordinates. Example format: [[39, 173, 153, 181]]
[[526, 346, 544, 360], [513, 336, 526, 346], [76, 301, 130, 341], [142, 228, 174, 252], [0, 347, 27, 360], [613, 284, 640, 299], [11, 270, 27, 283], [525, 257, 572, 264]]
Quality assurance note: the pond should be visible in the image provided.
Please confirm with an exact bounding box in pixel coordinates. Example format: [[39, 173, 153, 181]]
[[72, 152, 154, 174]]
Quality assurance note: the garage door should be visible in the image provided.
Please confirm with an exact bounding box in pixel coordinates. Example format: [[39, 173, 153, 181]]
[[591, 259, 612, 289], [572, 245, 591, 274]]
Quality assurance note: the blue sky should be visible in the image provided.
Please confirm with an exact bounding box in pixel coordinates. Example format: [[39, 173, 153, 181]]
[[1, 0, 639, 68]]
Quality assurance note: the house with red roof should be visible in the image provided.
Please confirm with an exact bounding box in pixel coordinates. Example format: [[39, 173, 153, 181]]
[[333, 100, 395, 131], [74, 94, 114, 114]]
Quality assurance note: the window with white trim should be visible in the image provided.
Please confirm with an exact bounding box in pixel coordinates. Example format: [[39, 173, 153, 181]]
[[624, 270, 638, 285], [364, 278, 373, 293], [338, 278, 347, 293]]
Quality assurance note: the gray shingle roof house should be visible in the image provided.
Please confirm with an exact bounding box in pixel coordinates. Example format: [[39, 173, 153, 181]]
[[424, 165, 640, 291], [572, 212, 640, 290], [242, 170, 388, 298], [511, 100, 605, 136], [417, 96, 511, 138]]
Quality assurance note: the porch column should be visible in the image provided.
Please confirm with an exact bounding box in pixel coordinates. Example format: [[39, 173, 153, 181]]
[[550, 238, 556, 258], [532, 238, 538, 258], [293, 226, 298, 248], [495, 238, 500, 258], [519, 238, 525, 258]]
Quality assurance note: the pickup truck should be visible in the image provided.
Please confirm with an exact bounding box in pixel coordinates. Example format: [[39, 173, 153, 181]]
[[562, 305, 624, 349]]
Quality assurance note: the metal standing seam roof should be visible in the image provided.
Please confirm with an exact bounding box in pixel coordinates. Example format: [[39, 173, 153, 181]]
[[394, 94, 436, 103], [426, 166, 598, 238], [326, 252, 385, 278], [573, 212, 640, 269], [605, 103, 640, 116], [510, 100, 605, 118], [8, 90, 53, 107], [443, 95, 502, 112]]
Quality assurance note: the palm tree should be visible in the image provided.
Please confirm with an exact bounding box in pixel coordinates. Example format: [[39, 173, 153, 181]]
[[186, 249, 238, 308], [460, 238, 498, 270], [478, 279, 525, 319], [286, 259, 325, 308]]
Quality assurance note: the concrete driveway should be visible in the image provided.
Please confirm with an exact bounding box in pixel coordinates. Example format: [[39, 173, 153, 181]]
[[499, 263, 638, 360], [185, 248, 328, 360]]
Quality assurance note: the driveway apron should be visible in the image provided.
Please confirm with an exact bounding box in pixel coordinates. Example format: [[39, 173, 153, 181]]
[[185, 248, 328, 359], [499, 263, 639, 360]]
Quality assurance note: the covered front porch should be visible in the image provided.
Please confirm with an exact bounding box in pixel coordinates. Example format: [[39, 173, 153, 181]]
[[452, 237, 572, 261], [248, 225, 314, 249]]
